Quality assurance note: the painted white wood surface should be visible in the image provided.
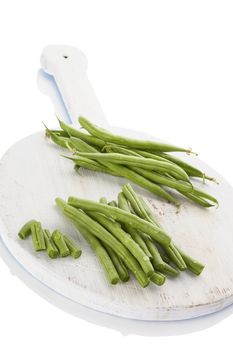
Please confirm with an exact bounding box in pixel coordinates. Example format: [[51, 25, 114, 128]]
[[40, 45, 108, 126], [0, 128, 233, 321]]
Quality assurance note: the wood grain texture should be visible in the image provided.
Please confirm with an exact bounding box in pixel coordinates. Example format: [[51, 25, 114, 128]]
[[0, 129, 233, 321]]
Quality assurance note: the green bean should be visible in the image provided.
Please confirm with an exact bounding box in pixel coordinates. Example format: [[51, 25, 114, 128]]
[[108, 200, 118, 207], [44, 124, 70, 148], [154, 152, 214, 180], [77, 224, 120, 285], [192, 188, 219, 206], [58, 119, 105, 148], [46, 129, 69, 138], [142, 234, 179, 277], [106, 163, 179, 205], [174, 246, 205, 275], [102, 243, 130, 282], [67, 197, 171, 246], [121, 186, 179, 276], [31, 222, 46, 251], [140, 198, 187, 270], [79, 116, 193, 153], [51, 230, 70, 257], [132, 167, 193, 193], [86, 211, 154, 277], [56, 198, 149, 287], [75, 152, 190, 182], [178, 190, 216, 207], [43, 229, 59, 258], [103, 197, 130, 282], [99, 197, 108, 204], [161, 254, 171, 264], [134, 150, 174, 163], [163, 243, 187, 271], [69, 136, 101, 152], [104, 144, 144, 158], [18, 219, 38, 239], [105, 145, 193, 195], [122, 184, 156, 225], [64, 137, 179, 205], [105, 145, 216, 184], [117, 192, 152, 258], [123, 185, 187, 270], [63, 234, 82, 259], [64, 155, 119, 176], [150, 271, 166, 286]]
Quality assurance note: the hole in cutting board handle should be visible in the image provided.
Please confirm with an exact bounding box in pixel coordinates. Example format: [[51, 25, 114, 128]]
[[63, 55, 68, 59]]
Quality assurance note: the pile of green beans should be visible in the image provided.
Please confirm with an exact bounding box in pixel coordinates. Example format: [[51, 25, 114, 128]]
[[44, 117, 218, 207], [18, 220, 82, 259], [56, 184, 205, 287]]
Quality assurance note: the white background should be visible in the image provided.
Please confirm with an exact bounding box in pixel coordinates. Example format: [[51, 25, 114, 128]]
[[0, 1, 233, 349]]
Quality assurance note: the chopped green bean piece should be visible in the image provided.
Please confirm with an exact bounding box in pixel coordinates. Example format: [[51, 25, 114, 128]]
[[31, 222, 46, 251], [18, 219, 38, 239], [43, 229, 59, 258], [51, 230, 70, 257], [63, 234, 82, 259]]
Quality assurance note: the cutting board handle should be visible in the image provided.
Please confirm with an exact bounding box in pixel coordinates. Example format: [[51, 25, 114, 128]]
[[40, 45, 107, 125]]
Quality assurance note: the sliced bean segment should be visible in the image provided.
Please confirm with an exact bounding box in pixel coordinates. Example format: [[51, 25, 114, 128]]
[[44, 229, 59, 258], [31, 222, 46, 251], [52, 230, 70, 257], [18, 219, 38, 239]]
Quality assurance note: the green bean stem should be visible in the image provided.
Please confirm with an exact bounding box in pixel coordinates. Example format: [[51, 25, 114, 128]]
[[51, 230, 70, 257], [178, 191, 216, 208], [58, 119, 105, 148], [31, 222, 46, 251], [154, 152, 216, 181], [56, 198, 149, 287], [63, 234, 82, 259], [43, 229, 59, 259], [44, 124, 70, 148], [78, 116, 193, 153]]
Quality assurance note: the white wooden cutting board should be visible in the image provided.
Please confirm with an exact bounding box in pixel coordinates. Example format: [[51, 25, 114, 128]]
[[0, 45, 233, 321]]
